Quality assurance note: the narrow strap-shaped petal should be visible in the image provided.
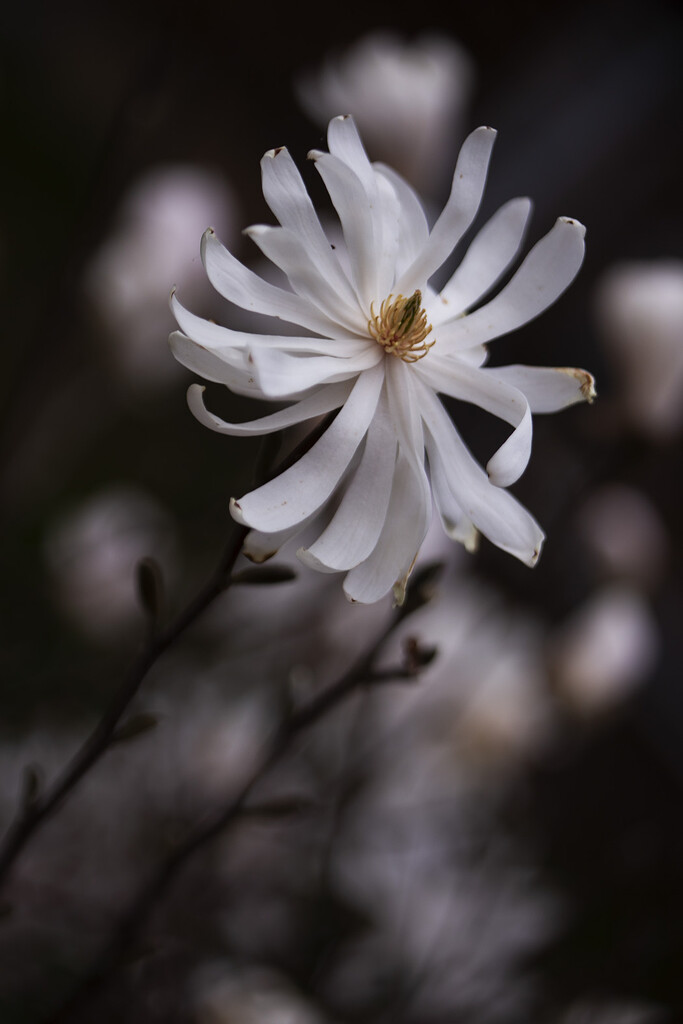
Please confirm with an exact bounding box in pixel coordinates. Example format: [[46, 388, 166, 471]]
[[374, 163, 430, 275], [417, 356, 534, 486], [245, 224, 367, 333], [429, 453, 479, 552], [326, 114, 376, 194], [186, 379, 352, 436], [259, 146, 359, 308], [249, 344, 382, 399], [169, 332, 261, 398], [230, 363, 385, 532], [298, 386, 397, 572], [201, 228, 346, 337], [394, 126, 497, 295], [433, 197, 533, 324], [435, 217, 586, 351], [243, 522, 312, 564], [343, 452, 431, 605], [172, 291, 352, 355], [310, 150, 381, 309], [485, 364, 597, 412], [417, 379, 544, 565]]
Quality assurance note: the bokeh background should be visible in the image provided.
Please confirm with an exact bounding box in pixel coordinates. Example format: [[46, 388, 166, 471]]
[[1, 0, 683, 1021]]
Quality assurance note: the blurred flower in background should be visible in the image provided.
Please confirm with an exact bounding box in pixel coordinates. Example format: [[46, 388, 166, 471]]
[[84, 165, 236, 389], [44, 485, 177, 640], [595, 260, 683, 438], [296, 30, 475, 196]]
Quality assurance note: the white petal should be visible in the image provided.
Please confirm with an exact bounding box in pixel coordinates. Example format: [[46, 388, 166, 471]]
[[436, 217, 586, 351], [298, 386, 396, 571], [433, 197, 533, 323], [326, 114, 376, 193], [259, 146, 359, 309], [201, 228, 344, 337], [169, 332, 260, 397], [394, 126, 497, 295], [375, 163, 430, 274], [249, 344, 382, 399], [486, 364, 597, 412], [429, 451, 479, 552], [230, 363, 384, 532], [417, 379, 544, 565], [417, 356, 534, 486], [243, 522, 311, 564], [246, 224, 366, 334], [310, 150, 381, 309], [172, 290, 342, 356], [343, 453, 431, 605], [186, 380, 352, 436]]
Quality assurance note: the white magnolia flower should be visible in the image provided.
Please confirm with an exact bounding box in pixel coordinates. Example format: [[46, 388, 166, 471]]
[[296, 31, 474, 195], [171, 116, 595, 604]]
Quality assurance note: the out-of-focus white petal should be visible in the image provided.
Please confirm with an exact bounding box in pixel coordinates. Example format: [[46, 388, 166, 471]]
[[395, 126, 497, 295], [550, 585, 659, 717], [201, 228, 345, 337], [418, 379, 544, 565], [487, 364, 596, 411], [230, 364, 384, 532], [434, 197, 533, 323], [437, 217, 586, 350], [186, 380, 352, 436], [595, 259, 683, 437], [343, 453, 431, 605], [298, 388, 396, 572], [243, 522, 311, 563]]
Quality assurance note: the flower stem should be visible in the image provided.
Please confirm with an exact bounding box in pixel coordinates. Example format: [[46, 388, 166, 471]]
[[43, 608, 417, 1023]]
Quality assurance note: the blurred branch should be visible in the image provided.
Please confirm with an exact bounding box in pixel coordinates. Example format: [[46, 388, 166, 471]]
[[0, 414, 333, 892], [43, 591, 433, 1022]]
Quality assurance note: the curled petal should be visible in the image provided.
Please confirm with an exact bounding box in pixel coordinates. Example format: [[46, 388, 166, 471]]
[[187, 379, 353, 436], [170, 332, 260, 397], [437, 217, 586, 350], [230, 364, 384, 532], [417, 379, 544, 566], [418, 356, 534, 486], [486, 364, 597, 411]]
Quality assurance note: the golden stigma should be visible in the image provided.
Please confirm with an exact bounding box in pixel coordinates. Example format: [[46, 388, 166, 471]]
[[368, 290, 435, 363]]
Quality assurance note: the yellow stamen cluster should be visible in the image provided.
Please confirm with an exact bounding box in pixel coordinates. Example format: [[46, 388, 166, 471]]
[[368, 290, 435, 363]]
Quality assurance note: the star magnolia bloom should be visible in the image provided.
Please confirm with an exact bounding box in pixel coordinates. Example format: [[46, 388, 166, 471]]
[[171, 116, 595, 604]]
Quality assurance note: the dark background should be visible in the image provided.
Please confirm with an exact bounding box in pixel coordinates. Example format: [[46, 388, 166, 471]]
[[1, 0, 683, 1020]]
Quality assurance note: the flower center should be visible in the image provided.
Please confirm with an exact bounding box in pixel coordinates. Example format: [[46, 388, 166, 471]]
[[368, 290, 435, 363]]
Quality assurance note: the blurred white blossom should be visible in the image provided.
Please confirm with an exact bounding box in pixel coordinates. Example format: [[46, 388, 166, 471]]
[[296, 30, 475, 195], [549, 584, 659, 717], [85, 164, 235, 387], [193, 967, 328, 1024], [578, 483, 668, 589], [44, 485, 176, 639], [595, 260, 683, 437], [173, 115, 594, 602]]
